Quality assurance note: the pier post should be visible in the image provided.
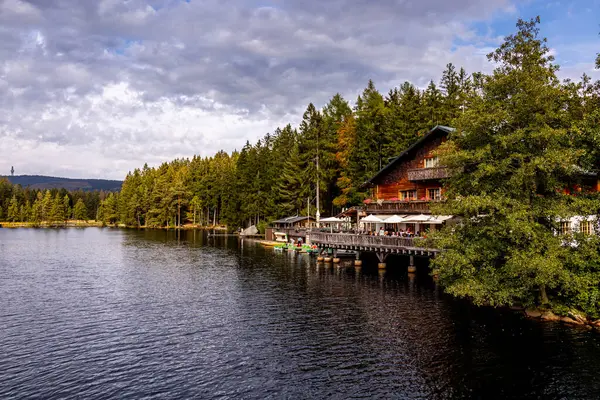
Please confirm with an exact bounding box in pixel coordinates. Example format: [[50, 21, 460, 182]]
[[376, 252, 386, 269], [317, 249, 324, 262], [354, 251, 362, 267], [333, 249, 340, 264], [407, 255, 416, 273]]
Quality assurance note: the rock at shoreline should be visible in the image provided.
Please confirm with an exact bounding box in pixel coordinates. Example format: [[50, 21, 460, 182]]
[[561, 316, 585, 325], [525, 308, 542, 318], [567, 310, 587, 324], [540, 311, 560, 321]]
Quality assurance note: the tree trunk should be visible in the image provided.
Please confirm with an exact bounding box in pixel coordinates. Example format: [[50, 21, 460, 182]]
[[540, 285, 549, 305], [177, 195, 181, 228]]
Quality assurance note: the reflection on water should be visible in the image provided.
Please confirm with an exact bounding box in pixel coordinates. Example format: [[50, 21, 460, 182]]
[[1, 228, 599, 399]]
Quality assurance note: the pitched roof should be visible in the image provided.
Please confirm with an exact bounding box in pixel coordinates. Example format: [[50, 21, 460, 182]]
[[363, 125, 455, 186], [272, 215, 315, 224]]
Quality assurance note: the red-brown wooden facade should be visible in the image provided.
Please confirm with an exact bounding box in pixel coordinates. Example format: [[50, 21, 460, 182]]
[[364, 126, 453, 211]]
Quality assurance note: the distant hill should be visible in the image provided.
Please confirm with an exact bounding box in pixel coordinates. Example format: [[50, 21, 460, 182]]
[[2, 175, 122, 191]]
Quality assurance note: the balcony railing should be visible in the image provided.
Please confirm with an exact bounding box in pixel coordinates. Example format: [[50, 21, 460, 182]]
[[407, 166, 450, 181], [364, 200, 432, 214]]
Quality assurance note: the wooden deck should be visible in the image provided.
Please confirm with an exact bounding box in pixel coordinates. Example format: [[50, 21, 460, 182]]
[[310, 232, 439, 256]]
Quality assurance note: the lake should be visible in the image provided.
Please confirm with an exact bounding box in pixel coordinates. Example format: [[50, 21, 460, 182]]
[[1, 228, 599, 399]]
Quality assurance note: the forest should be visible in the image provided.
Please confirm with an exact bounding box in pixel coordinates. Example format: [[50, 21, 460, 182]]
[[0, 180, 104, 224], [1, 18, 598, 235]]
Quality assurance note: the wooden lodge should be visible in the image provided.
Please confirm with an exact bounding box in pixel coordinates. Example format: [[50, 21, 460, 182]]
[[264, 125, 600, 267], [362, 125, 454, 216]]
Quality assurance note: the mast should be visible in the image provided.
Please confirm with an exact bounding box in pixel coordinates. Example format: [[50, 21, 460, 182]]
[[316, 129, 320, 228]]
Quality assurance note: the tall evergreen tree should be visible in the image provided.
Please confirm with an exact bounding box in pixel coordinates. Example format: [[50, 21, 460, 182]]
[[73, 198, 88, 220], [432, 17, 600, 317], [7, 195, 19, 222]]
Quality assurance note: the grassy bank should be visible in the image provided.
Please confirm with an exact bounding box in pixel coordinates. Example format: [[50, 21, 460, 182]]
[[0, 220, 104, 228], [0, 221, 230, 230]]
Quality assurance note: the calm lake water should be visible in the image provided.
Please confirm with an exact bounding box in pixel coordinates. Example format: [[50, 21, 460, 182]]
[[1, 228, 600, 399]]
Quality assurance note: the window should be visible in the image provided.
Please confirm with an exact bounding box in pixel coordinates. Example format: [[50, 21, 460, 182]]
[[427, 188, 441, 201], [424, 156, 439, 168], [580, 221, 593, 235], [559, 221, 571, 235], [400, 190, 417, 200]]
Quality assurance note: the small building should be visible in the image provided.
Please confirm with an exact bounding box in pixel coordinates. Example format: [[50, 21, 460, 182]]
[[362, 125, 454, 216], [266, 215, 316, 242], [271, 215, 316, 230]]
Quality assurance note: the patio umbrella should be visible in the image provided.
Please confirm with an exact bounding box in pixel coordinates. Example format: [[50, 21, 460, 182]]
[[402, 214, 431, 222], [384, 215, 407, 224], [360, 214, 384, 223]]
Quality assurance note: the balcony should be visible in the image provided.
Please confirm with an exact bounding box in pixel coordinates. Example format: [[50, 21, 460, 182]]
[[364, 200, 432, 214], [407, 167, 450, 181]]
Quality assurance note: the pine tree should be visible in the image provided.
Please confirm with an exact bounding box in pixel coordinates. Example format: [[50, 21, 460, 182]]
[[41, 190, 53, 221], [276, 142, 304, 215], [23, 200, 32, 222], [333, 114, 362, 207], [63, 194, 71, 221], [348, 80, 387, 196], [73, 199, 88, 220], [383, 83, 423, 156], [298, 103, 325, 217], [432, 17, 600, 316], [7, 195, 19, 222], [421, 80, 443, 127], [440, 63, 461, 123], [32, 192, 43, 223], [50, 193, 65, 223]]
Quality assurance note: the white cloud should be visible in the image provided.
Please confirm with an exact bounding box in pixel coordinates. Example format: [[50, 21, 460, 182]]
[[0, 0, 596, 179]]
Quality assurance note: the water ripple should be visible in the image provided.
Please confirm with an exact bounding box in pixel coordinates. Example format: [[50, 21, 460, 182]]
[[1, 228, 600, 399]]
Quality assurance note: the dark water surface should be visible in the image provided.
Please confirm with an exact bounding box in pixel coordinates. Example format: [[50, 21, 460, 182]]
[[1, 228, 600, 399]]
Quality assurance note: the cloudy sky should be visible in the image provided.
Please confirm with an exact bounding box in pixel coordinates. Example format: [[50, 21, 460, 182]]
[[0, 0, 598, 179]]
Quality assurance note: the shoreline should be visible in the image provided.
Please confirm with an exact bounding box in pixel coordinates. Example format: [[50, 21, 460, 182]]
[[0, 221, 230, 231], [0, 221, 104, 228]]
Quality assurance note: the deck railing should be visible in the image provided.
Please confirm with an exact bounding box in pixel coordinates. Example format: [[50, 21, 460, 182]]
[[407, 166, 450, 181], [364, 200, 432, 214], [310, 232, 424, 249]]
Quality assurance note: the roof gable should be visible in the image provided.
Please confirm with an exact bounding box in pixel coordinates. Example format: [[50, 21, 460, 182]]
[[272, 215, 315, 224], [364, 125, 455, 186]]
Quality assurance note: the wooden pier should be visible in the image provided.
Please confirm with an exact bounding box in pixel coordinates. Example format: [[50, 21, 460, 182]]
[[309, 232, 438, 268]]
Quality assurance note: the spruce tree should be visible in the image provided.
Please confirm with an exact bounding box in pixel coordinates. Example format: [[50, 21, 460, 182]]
[[432, 17, 600, 316], [276, 142, 304, 216], [73, 199, 88, 220], [7, 195, 19, 222], [41, 190, 53, 221], [50, 193, 65, 223]]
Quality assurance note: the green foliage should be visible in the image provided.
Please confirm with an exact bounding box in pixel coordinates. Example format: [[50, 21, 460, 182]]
[[432, 17, 600, 317], [0, 179, 103, 224], [256, 220, 269, 235], [73, 199, 88, 220]]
